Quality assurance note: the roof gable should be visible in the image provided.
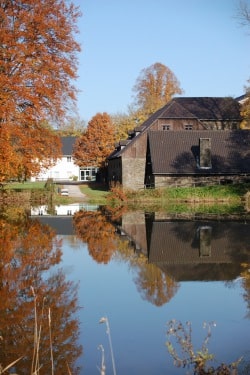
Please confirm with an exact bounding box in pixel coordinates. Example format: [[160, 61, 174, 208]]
[[159, 100, 197, 119]]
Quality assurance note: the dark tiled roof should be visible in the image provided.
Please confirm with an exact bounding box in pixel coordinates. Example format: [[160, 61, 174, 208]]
[[61, 136, 77, 155], [159, 99, 197, 119], [148, 130, 250, 174], [107, 97, 241, 160], [171, 97, 241, 120]]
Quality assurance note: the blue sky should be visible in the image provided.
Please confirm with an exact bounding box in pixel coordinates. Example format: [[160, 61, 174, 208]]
[[73, 0, 249, 122]]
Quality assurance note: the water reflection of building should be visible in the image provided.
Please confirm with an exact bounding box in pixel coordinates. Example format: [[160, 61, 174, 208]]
[[31, 203, 98, 216], [30, 204, 98, 235], [115, 211, 250, 281]]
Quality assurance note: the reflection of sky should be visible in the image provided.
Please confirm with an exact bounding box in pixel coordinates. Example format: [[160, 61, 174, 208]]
[[59, 236, 250, 375]]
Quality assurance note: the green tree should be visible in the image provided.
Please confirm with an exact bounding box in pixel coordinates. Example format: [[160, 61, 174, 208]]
[[73, 112, 116, 168], [132, 62, 183, 122]]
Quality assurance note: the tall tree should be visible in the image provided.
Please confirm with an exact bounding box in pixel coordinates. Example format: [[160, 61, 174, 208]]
[[73, 112, 116, 168], [132, 62, 183, 122], [0, 0, 81, 182]]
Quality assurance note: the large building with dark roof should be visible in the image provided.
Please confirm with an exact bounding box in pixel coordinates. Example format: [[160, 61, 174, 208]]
[[107, 96, 250, 190]]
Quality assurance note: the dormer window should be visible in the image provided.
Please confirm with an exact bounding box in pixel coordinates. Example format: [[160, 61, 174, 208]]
[[162, 124, 170, 131], [184, 124, 192, 130]]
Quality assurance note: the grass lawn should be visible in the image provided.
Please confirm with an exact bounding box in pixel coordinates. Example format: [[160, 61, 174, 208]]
[[79, 183, 109, 204], [5, 181, 46, 190]]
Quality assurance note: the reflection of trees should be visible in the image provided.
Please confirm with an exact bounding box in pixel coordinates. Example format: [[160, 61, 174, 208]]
[[240, 263, 250, 319], [102, 205, 128, 223], [134, 262, 179, 306], [74, 209, 179, 306], [0, 209, 82, 374], [73, 210, 117, 263], [115, 237, 179, 306]]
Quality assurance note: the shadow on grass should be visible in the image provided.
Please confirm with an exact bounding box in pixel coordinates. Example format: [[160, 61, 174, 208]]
[[83, 182, 109, 192]]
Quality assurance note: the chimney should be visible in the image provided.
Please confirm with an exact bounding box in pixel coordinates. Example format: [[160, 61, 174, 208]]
[[199, 138, 211, 168]]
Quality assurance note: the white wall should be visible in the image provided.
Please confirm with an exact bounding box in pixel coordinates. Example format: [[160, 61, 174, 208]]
[[32, 156, 80, 181]]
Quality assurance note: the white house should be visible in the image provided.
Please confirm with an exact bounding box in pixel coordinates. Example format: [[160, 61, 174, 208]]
[[32, 136, 98, 182]]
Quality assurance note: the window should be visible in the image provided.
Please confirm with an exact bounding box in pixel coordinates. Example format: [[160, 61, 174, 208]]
[[162, 125, 170, 131], [184, 124, 192, 130], [67, 156, 72, 162], [80, 167, 98, 181]]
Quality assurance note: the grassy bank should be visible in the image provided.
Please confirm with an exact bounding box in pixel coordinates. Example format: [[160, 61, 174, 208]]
[[3, 181, 250, 214], [105, 183, 250, 215], [5, 181, 46, 190], [107, 183, 249, 202]]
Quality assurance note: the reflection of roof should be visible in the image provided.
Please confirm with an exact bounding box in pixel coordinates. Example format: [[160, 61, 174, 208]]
[[147, 220, 250, 281], [148, 130, 250, 174], [32, 217, 75, 235]]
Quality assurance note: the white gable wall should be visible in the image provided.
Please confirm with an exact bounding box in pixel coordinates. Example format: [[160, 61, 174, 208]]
[[32, 155, 80, 181]]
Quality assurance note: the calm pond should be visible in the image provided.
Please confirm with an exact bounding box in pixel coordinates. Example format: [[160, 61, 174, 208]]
[[1, 203, 250, 374]]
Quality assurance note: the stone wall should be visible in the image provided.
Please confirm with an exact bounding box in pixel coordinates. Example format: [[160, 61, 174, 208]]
[[154, 174, 250, 188], [122, 157, 146, 190]]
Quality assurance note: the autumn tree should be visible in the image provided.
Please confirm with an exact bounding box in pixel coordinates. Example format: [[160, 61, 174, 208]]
[[0, 0, 81, 182], [132, 62, 183, 123], [111, 112, 136, 141], [73, 112, 116, 168], [240, 88, 250, 129]]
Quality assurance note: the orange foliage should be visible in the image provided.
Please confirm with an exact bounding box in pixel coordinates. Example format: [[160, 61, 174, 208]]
[[73, 209, 117, 263], [0, 1, 81, 182], [134, 263, 179, 306], [132, 62, 183, 118], [73, 112, 116, 168], [0, 212, 82, 374]]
